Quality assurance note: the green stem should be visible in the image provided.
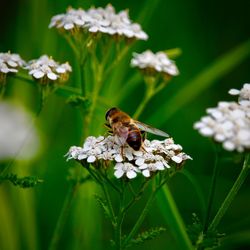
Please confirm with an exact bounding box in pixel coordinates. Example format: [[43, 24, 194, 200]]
[[122, 181, 157, 248], [157, 185, 193, 250], [102, 182, 116, 225], [133, 90, 153, 120], [0, 84, 5, 98], [105, 46, 130, 77], [80, 62, 87, 97], [122, 179, 150, 214], [48, 183, 79, 250], [203, 145, 220, 232], [115, 181, 125, 250], [208, 153, 250, 231], [86, 63, 103, 134]]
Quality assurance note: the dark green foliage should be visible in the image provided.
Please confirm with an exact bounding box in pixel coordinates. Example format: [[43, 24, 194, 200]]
[[94, 194, 113, 221], [66, 95, 91, 109], [128, 227, 167, 248], [0, 173, 43, 188], [187, 213, 225, 249]]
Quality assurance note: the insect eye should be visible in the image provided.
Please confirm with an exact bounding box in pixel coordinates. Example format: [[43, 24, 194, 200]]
[[105, 107, 118, 120]]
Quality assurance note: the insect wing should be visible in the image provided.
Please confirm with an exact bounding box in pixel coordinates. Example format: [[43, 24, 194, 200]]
[[134, 121, 169, 137], [113, 123, 129, 146]]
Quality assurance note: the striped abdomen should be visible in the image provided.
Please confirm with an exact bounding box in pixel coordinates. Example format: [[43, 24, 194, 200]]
[[126, 124, 142, 151]]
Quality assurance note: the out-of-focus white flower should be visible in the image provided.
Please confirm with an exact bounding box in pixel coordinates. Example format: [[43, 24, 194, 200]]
[[0, 101, 40, 160], [25, 55, 72, 83], [194, 100, 250, 152], [66, 135, 192, 179], [0, 52, 25, 82], [49, 4, 148, 40], [131, 50, 179, 76], [229, 83, 250, 102]]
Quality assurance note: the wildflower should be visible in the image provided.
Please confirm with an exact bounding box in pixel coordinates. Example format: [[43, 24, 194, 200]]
[[25, 55, 72, 84], [49, 4, 148, 41], [66, 135, 192, 179], [131, 50, 179, 77], [229, 83, 250, 102], [0, 101, 40, 160], [0, 52, 25, 83], [194, 84, 250, 152]]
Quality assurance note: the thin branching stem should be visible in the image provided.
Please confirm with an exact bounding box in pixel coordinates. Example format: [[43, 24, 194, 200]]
[[99, 170, 121, 194], [208, 153, 250, 231], [203, 144, 220, 232], [122, 179, 150, 215], [122, 179, 157, 248], [115, 180, 125, 250]]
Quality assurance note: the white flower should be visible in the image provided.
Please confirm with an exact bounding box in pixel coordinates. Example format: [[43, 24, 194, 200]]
[[49, 4, 148, 40], [229, 83, 250, 102], [131, 50, 179, 76], [0, 101, 40, 160], [66, 135, 191, 180], [25, 55, 72, 83], [0, 52, 25, 81], [194, 100, 250, 152], [114, 162, 139, 179]]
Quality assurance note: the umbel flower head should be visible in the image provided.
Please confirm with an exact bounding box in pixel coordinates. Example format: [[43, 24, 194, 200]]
[[0, 52, 25, 83], [131, 50, 179, 77], [194, 84, 250, 152], [25, 55, 72, 84], [66, 135, 192, 179], [49, 4, 148, 41]]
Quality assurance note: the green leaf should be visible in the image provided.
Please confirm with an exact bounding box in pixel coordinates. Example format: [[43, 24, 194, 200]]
[[94, 194, 112, 220], [66, 95, 91, 109], [187, 213, 225, 249], [0, 173, 43, 188], [157, 185, 194, 250], [128, 227, 166, 247]]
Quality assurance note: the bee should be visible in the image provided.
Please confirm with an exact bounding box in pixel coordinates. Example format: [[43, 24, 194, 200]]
[[105, 107, 169, 151]]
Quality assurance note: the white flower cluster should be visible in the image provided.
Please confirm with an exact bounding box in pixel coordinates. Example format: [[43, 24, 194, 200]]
[[0, 52, 25, 75], [229, 83, 250, 103], [25, 55, 72, 82], [49, 4, 148, 40], [66, 135, 192, 179], [194, 84, 250, 152], [0, 101, 40, 160], [131, 50, 179, 76]]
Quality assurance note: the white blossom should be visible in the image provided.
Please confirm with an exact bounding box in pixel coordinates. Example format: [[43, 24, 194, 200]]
[[114, 162, 139, 179], [229, 83, 250, 102], [131, 50, 179, 76], [194, 92, 250, 153], [25, 55, 72, 83], [0, 52, 25, 81], [66, 135, 192, 179], [49, 4, 148, 40], [0, 101, 40, 160]]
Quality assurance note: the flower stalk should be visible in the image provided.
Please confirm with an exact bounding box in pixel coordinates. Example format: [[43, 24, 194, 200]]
[[203, 144, 221, 232], [208, 153, 250, 231]]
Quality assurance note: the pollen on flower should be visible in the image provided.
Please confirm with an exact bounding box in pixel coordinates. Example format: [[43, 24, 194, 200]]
[[66, 135, 192, 180], [25, 55, 72, 84], [194, 84, 250, 152], [131, 50, 179, 77], [49, 4, 148, 41]]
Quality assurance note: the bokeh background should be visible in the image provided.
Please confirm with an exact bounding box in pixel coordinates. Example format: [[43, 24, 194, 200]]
[[0, 0, 249, 249]]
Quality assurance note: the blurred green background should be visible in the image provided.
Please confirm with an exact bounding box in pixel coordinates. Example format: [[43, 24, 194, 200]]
[[0, 0, 249, 249]]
